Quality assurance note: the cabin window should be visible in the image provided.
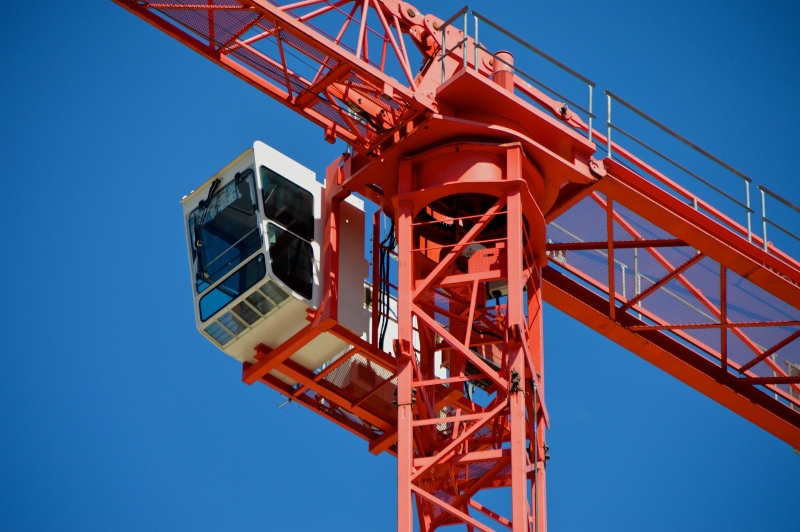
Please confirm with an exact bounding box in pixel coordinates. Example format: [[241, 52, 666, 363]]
[[260, 166, 314, 242], [189, 169, 261, 294], [267, 223, 313, 300], [199, 254, 266, 321]]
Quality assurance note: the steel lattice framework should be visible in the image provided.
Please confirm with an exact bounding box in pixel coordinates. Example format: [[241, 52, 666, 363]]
[[115, 1, 800, 530]]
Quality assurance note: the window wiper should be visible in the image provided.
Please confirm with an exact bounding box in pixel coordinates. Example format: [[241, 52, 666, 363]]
[[194, 178, 222, 249], [193, 177, 223, 284]]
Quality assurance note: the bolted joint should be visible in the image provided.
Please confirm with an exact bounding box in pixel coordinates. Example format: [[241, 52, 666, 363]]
[[589, 157, 607, 179], [393, 387, 417, 407], [510, 368, 522, 394], [393, 338, 413, 360]]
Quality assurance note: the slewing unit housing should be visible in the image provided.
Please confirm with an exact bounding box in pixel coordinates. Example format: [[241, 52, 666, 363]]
[[181, 141, 368, 383]]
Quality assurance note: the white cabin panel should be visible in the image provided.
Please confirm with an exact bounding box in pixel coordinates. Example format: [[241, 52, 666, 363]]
[[181, 141, 368, 382]]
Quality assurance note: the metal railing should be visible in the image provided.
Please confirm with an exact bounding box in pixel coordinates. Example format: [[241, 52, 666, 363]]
[[759, 186, 800, 251], [438, 7, 596, 141], [436, 7, 800, 264], [605, 90, 755, 243], [606, 91, 800, 258]]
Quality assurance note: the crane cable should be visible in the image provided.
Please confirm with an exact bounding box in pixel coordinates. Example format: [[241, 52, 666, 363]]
[[378, 218, 396, 350]]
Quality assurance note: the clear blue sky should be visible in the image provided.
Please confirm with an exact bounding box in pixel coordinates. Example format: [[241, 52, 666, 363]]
[[2, 1, 799, 530]]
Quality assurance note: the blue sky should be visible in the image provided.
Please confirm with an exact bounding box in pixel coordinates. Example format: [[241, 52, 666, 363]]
[[2, 1, 799, 530]]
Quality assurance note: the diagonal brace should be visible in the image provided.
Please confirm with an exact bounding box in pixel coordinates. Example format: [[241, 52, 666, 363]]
[[412, 197, 507, 302]]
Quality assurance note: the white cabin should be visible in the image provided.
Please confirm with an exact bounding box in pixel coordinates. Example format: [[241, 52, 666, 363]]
[[181, 142, 369, 383]]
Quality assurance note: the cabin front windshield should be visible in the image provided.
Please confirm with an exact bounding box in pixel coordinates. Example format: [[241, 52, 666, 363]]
[[189, 170, 261, 294]]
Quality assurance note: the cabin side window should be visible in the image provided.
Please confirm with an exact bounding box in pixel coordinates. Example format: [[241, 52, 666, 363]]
[[261, 166, 315, 300], [189, 169, 261, 294], [267, 223, 313, 300], [260, 166, 314, 242]]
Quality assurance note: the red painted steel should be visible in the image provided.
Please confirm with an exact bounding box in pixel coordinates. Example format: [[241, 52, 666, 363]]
[[115, 1, 800, 530], [385, 140, 547, 531]]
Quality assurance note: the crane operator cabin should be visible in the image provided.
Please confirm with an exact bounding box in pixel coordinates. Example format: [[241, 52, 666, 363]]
[[181, 142, 370, 382]]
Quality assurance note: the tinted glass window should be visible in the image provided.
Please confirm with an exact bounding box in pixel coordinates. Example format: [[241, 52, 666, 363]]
[[189, 170, 261, 293], [261, 166, 314, 242], [199, 254, 266, 321], [267, 223, 313, 300]]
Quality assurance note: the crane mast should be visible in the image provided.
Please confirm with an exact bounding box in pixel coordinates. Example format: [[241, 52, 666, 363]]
[[115, 1, 800, 531]]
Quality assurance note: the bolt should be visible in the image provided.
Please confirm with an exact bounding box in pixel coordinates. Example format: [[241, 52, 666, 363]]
[[407, 8, 416, 17], [510, 368, 521, 393]]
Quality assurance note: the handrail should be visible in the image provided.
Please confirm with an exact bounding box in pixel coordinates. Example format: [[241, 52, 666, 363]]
[[610, 122, 752, 212], [436, 7, 799, 262], [605, 90, 754, 243], [759, 185, 800, 251], [472, 11, 596, 87], [475, 45, 594, 117], [439, 4, 470, 32], [439, 5, 470, 82], [606, 90, 752, 182], [439, 6, 596, 141]]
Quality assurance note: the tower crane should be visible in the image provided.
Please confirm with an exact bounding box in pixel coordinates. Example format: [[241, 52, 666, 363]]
[[114, 1, 800, 530]]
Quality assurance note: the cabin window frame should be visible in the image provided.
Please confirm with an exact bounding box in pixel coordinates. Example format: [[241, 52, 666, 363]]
[[260, 165, 315, 242], [188, 168, 262, 295], [198, 253, 267, 322], [266, 222, 314, 300]]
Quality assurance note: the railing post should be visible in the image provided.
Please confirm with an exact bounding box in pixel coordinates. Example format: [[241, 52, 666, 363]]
[[473, 13, 479, 71], [607, 198, 616, 320], [441, 21, 446, 84], [606, 92, 612, 158], [720, 264, 728, 372], [588, 85, 593, 142], [761, 187, 769, 252], [746, 180, 753, 243], [462, 9, 468, 69]]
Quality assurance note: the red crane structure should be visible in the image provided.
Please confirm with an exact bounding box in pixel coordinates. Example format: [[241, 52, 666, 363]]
[[114, 1, 800, 530]]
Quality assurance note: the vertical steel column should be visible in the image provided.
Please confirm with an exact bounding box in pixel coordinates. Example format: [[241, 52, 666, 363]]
[[530, 266, 547, 532], [506, 148, 528, 531], [396, 162, 414, 532], [317, 161, 346, 326]]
